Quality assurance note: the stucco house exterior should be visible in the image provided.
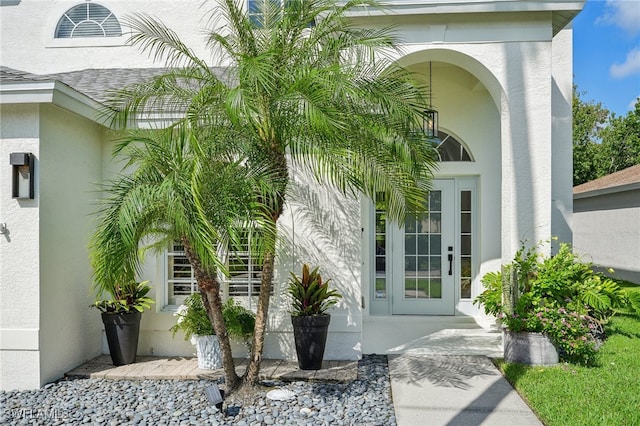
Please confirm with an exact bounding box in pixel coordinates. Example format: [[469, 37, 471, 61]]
[[0, 0, 584, 390], [573, 164, 640, 284]]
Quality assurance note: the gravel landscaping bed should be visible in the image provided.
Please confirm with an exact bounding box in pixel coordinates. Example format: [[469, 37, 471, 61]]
[[1, 355, 395, 426]]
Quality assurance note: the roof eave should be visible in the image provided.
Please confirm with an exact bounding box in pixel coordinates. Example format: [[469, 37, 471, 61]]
[[574, 182, 640, 200], [1, 80, 110, 126], [346, 0, 585, 35]]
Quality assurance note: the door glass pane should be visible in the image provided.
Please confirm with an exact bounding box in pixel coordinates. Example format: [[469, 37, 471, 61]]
[[375, 193, 387, 299], [430, 256, 442, 277], [376, 213, 386, 233], [461, 278, 471, 299], [461, 257, 471, 278], [430, 235, 441, 255], [417, 256, 429, 272], [417, 235, 429, 254], [430, 279, 442, 298], [404, 256, 416, 273], [416, 278, 428, 299], [405, 278, 417, 298], [405, 235, 417, 255], [428, 213, 441, 233], [461, 190, 471, 211], [461, 235, 471, 256], [461, 212, 471, 233], [459, 190, 473, 299], [416, 214, 429, 233], [429, 191, 442, 211], [405, 214, 416, 231], [375, 278, 387, 299]]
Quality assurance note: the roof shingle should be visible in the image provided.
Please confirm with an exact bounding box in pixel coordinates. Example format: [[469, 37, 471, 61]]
[[573, 164, 640, 194], [1, 66, 229, 104]]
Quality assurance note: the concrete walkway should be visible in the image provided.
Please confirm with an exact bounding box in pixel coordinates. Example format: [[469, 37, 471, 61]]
[[379, 324, 542, 426], [389, 354, 542, 426]]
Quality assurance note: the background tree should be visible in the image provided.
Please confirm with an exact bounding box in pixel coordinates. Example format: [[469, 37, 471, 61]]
[[108, 0, 438, 391], [573, 85, 640, 185], [597, 101, 640, 176], [572, 85, 609, 185]]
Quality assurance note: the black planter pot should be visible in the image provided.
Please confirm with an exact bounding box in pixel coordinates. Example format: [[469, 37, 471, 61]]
[[101, 311, 142, 366], [291, 314, 331, 370]]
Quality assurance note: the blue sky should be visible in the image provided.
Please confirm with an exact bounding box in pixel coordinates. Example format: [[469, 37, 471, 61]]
[[573, 0, 640, 117]]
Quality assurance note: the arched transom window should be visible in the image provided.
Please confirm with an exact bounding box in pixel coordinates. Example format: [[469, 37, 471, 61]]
[[433, 131, 473, 162], [55, 3, 122, 38]]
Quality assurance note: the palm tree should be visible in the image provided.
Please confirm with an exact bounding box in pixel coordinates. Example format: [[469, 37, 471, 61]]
[[90, 123, 271, 390], [107, 0, 438, 389]]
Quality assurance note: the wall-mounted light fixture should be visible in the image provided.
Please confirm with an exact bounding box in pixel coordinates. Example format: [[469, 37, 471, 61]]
[[10, 152, 35, 199]]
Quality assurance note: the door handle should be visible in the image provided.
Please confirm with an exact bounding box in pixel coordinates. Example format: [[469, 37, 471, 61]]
[[448, 254, 453, 275]]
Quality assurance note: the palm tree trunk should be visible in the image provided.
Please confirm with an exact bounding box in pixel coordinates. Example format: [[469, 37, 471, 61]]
[[243, 247, 276, 385], [243, 150, 287, 386], [181, 237, 241, 392]]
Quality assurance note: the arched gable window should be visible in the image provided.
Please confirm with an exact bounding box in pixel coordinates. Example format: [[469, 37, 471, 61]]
[[55, 3, 122, 38], [433, 131, 473, 162]]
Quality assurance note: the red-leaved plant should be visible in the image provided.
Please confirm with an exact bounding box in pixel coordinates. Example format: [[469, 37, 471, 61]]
[[287, 264, 341, 316]]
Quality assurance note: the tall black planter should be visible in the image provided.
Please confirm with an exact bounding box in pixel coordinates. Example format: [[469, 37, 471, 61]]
[[101, 311, 142, 366], [291, 314, 330, 370]]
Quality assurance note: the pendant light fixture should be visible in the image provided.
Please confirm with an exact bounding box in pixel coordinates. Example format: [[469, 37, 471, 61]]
[[423, 61, 439, 140]]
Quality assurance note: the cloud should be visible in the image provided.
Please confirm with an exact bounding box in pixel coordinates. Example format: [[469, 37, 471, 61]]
[[610, 46, 640, 78], [596, 0, 640, 36], [629, 96, 640, 111]]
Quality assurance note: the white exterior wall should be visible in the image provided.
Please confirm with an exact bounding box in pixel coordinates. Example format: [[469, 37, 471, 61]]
[[573, 190, 640, 284], [499, 40, 553, 259], [551, 25, 574, 250], [38, 104, 103, 386], [0, 0, 213, 74], [125, 165, 363, 361], [265, 170, 363, 360], [0, 104, 41, 390], [0, 103, 105, 390]]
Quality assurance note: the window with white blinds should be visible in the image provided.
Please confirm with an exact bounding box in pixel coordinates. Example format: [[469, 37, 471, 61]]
[[166, 241, 198, 306], [55, 3, 122, 38], [166, 234, 264, 306]]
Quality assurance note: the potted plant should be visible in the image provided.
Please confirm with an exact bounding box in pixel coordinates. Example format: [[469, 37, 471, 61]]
[[171, 294, 255, 369], [91, 280, 154, 366], [475, 239, 639, 366], [287, 264, 342, 370]]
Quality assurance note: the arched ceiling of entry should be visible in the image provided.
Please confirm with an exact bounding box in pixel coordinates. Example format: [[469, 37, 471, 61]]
[[395, 48, 505, 114]]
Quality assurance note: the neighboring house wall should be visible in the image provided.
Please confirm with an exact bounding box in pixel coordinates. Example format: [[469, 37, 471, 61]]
[[573, 187, 640, 284]]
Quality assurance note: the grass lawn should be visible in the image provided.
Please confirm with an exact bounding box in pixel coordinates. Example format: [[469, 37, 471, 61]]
[[496, 283, 640, 426]]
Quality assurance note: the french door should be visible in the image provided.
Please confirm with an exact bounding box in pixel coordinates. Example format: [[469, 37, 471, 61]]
[[391, 180, 455, 314], [372, 178, 476, 315]]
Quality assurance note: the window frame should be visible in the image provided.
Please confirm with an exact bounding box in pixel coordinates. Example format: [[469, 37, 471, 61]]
[[54, 2, 123, 39], [47, 2, 128, 48], [162, 232, 265, 310]]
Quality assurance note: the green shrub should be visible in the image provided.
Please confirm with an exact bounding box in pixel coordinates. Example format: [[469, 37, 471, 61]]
[[171, 294, 255, 348], [475, 240, 640, 365]]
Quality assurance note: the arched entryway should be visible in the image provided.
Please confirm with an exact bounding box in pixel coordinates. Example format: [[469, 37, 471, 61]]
[[367, 52, 504, 317]]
